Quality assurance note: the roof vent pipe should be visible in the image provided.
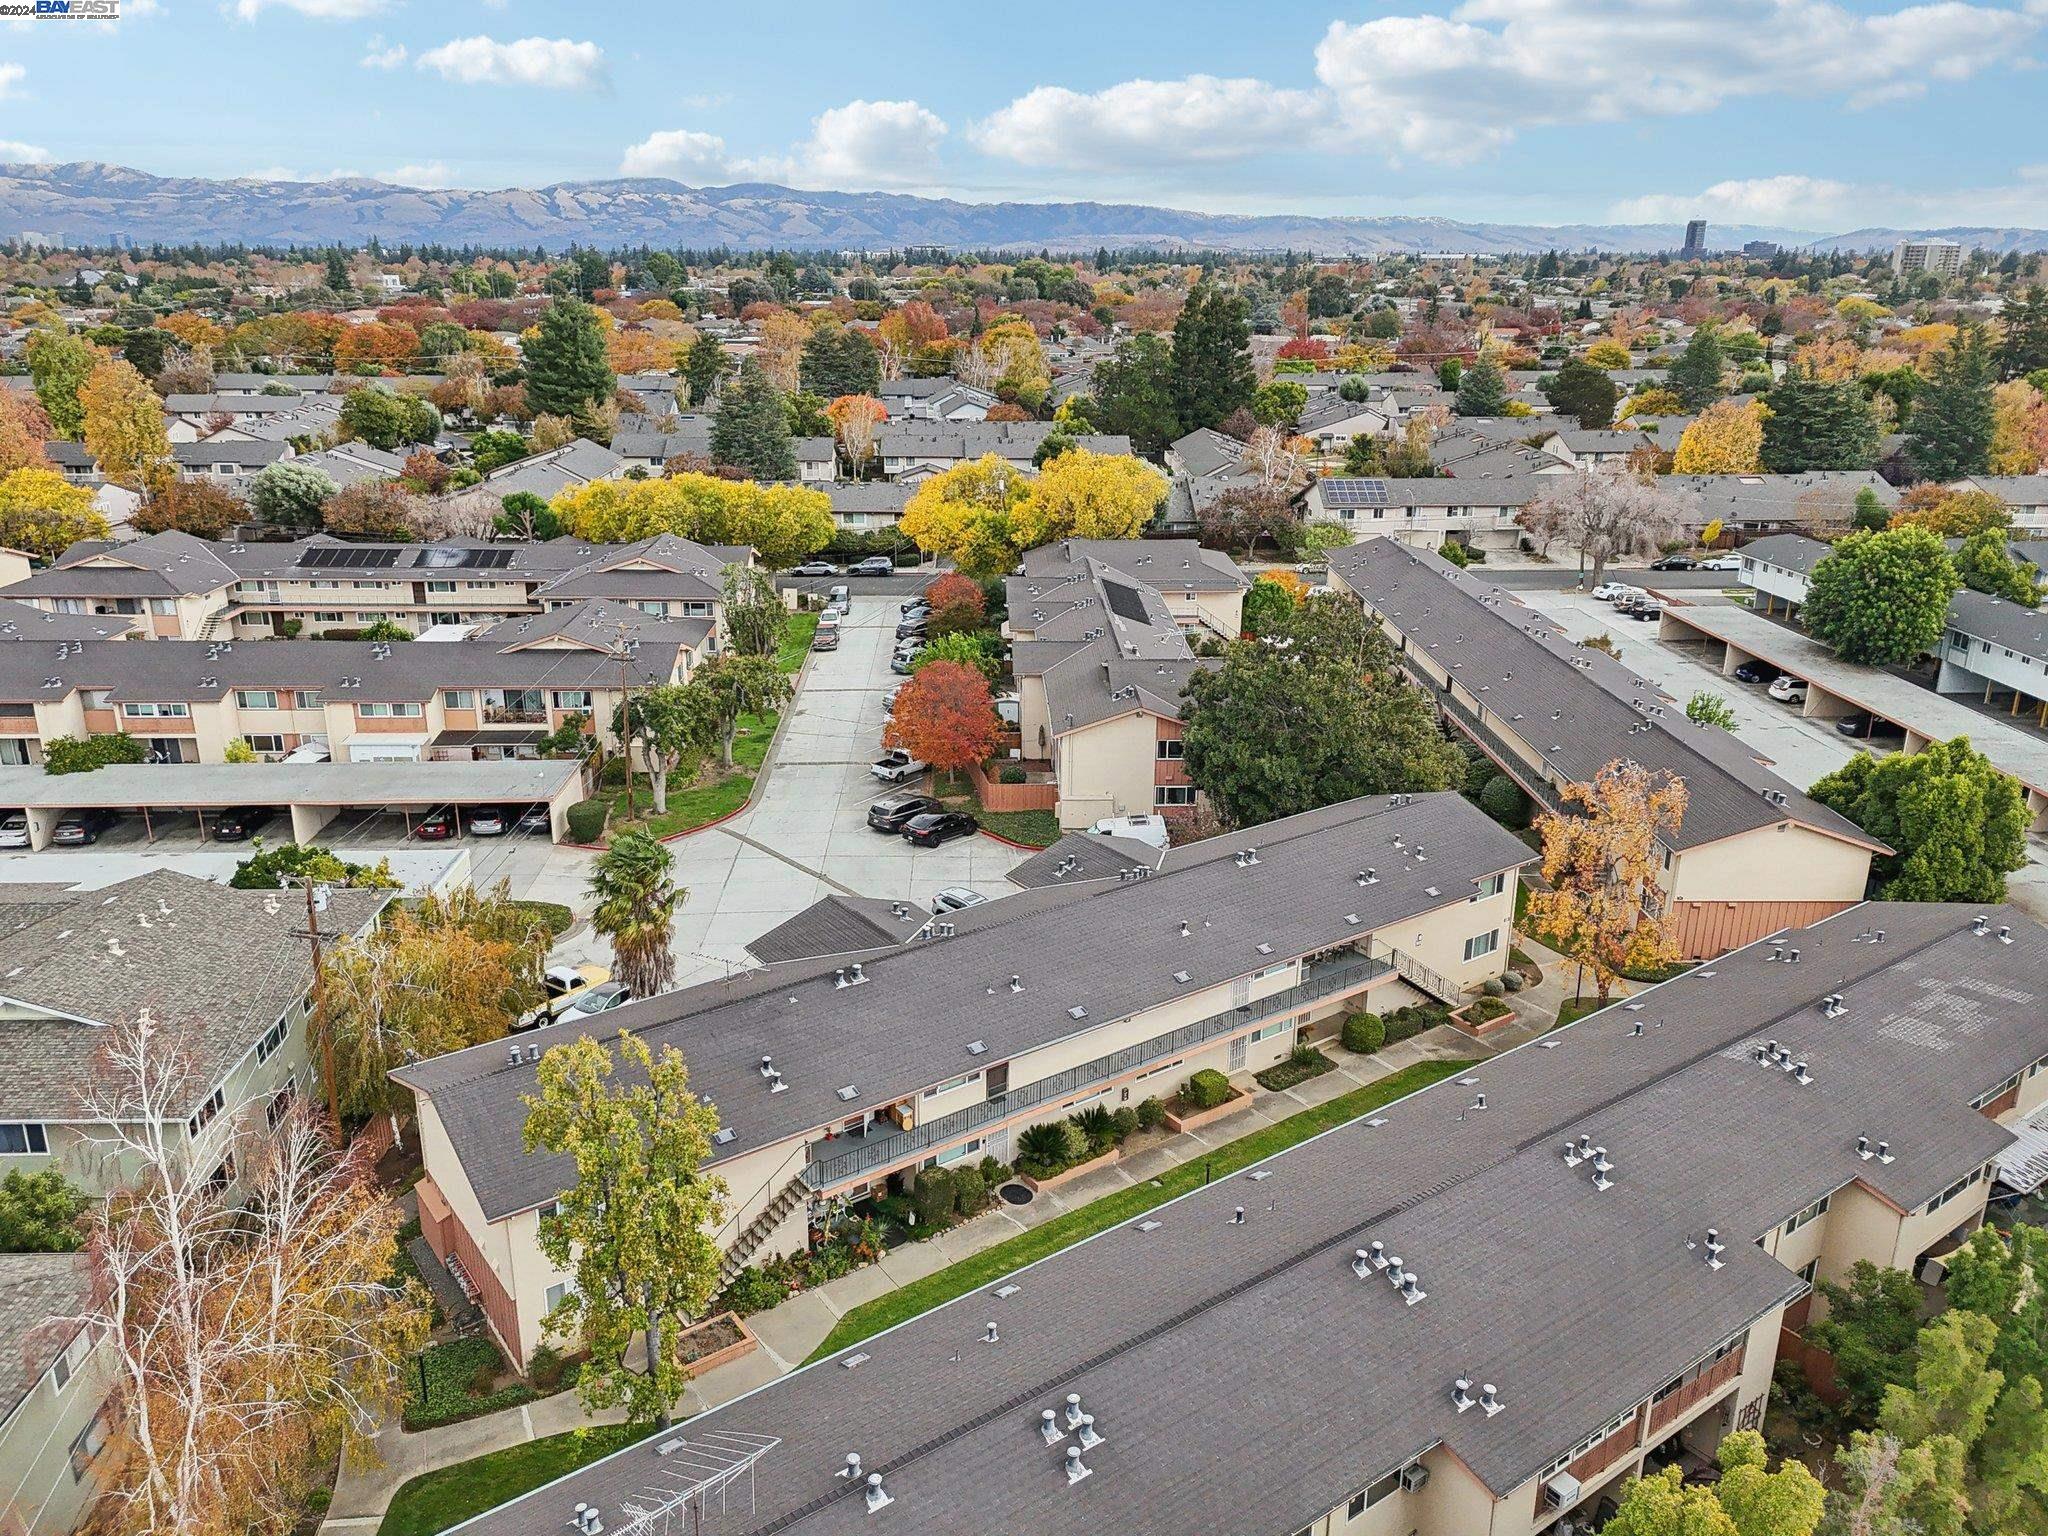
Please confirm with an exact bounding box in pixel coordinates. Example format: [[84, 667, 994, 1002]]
[[838, 1454, 863, 1481], [1065, 1446, 1092, 1486], [1452, 1377, 1475, 1412], [1076, 1414, 1105, 1451], [1480, 1383, 1503, 1416], [1401, 1272, 1426, 1305], [1352, 1248, 1374, 1279], [1009, 975, 1022, 993], [1064, 1393, 1086, 1431], [1857, 1135, 1871, 1159], [1876, 1140, 1893, 1163], [1705, 1229, 1726, 1269], [1972, 914, 1989, 935], [1041, 1410, 1064, 1446], [863, 1472, 892, 1513]]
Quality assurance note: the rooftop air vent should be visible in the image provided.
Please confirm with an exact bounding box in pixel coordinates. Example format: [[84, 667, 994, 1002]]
[[863, 1472, 892, 1513], [711, 1128, 737, 1146], [1067, 1005, 1088, 1020], [965, 1040, 986, 1056], [835, 1084, 859, 1102]]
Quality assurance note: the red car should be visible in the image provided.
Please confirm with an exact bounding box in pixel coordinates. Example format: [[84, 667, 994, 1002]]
[[413, 808, 455, 840]]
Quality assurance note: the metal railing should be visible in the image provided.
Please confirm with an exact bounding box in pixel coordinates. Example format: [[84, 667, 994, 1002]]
[[1426, 681, 1571, 820], [1365, 938, 1465, 1007], [802, 949, 1393, 1188]]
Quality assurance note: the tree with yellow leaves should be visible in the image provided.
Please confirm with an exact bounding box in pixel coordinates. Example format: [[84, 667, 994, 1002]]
[[0, 466, 109, 559], [755, 309, 808, 394], [81, 358, 176, 496], [825, 393, 886, 475], [1525, 759, 1688, 1005], [1988, 379, 2047, 475], [1012, 448, 1167, 546], [157, 311, 225, 351], [1672, 398, 1765, 474], [0, 389, 53, 475], [977, 318, 1051, 411], [899, 454, 1035, 579], [1584, 338, 1631, 368], [552, 473, 833, 569]]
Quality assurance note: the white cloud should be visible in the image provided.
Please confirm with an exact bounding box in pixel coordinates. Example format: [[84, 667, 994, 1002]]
[[1612, 166, 2048, 230], [1313, 0, 2042, 164], [0, 140, 49, 164], [229, 0, 388, 20], [416, 35, 606, 91], [0, 63, 22, 99], [382, 161, 453, 188], [359, 37, 406, 68], [971, 75, 1327, 171], [620, 99, 948, 190]]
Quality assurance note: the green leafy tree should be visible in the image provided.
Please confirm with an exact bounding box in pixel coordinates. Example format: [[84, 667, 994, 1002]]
[[910, 630, 1002, 682], [1669, 327, 1728, 411], [1807, 1260, 1928, 1426], [719, 564, 787, 657], [1686, 690, 1738, 729], [249, 462, 340, 529], [1454, 357, 1510, 416], [1809, 736, 2028, 902], [683, 332, 729, 408], [587, 831, 684, 999], [1180, 644, 1463, 827], [1803, 527, 1959, 664], [613, 683, 715, 815], [25, 329, 98, 439], [694, 653, 793, 769], [1853, 486, 1891, 532], [43, 732, 147, 774], [1242, 574, 1300, 634], [710, 360, 797, 480], [493, 489, 561, 541], [1760, 369, 1880, 471], [523, 299, 616, 420], [1954, 529, 2042, 607], [0, 1168, 88, 1252], [1436, 538, 1471, 567], [1543, 357, 1619, 428], [1907, 324, 1999, 480], [360, 617, 412, 642], [523, 1029, 726, 1433], [468, 428, 529, 474], [1171, 284, 1255, 434], [1713, 1431, 1828, 1536], [1251, 379, 1308, 428], [227, 840, 400, 891], [1090, 333, 1181, 457], [798, 325, 881, 399], [1944, 1224, 2048, 1388]]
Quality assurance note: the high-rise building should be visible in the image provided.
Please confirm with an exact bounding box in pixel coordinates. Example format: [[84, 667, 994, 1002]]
[[1681, 218, 1709, 257], [1743, 241, 1780, 259], [1892, 238, 1964, 278]]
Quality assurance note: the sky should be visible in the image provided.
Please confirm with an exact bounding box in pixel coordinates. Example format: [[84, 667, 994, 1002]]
[[2, 0, 2047, 232]]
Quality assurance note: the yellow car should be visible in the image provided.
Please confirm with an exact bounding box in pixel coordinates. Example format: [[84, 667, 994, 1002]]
[[517, 963, 612, 1030]]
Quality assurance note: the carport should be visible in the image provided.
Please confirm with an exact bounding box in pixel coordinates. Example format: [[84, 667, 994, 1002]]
[[0, 759, 588, 851]]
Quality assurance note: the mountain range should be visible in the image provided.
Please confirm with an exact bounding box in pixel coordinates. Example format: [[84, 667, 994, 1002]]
[[3, 163, 2045, 258]]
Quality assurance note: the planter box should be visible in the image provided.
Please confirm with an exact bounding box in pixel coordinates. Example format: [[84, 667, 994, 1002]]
[[675, 1311, 759, 1377], [1018, 1146, 1121, 1192], [1164, 1089, 1255, 1135], [1451, 1003, 1519, 1037]]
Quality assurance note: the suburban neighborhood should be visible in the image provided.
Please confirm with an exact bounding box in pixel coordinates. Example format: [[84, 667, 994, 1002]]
[[3, 10, 2048, 1536]]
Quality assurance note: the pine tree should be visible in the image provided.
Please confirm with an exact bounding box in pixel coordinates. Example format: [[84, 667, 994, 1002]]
[[1668, 328, 1727, 411], [1170, 284, 1255, 434], [683, 332, 728, 408], [1907, 324, 1997, 480], [523, 298, 617, 420], [710, 359, 797, 480], [1999, 285, 2048, 378], [1759, 368, 1880, 471], [1454, 357, 1510, 416]]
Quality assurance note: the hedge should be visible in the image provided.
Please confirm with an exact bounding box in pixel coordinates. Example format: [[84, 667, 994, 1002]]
[[1182, 1067, 1232, 1110], [1341, 1012, 1386, 1053], [1477, 774, 1531, 829], [565, 798, 609, 843]]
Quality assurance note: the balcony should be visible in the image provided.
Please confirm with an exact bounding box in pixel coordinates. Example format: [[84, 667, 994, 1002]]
[[1647, 1347, 1745, 1435], [483, 704, 547, 725], [802, 948, 1392, 1188]]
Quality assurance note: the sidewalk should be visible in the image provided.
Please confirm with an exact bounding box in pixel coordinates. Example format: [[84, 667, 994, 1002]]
[[323, 1028, 1471, 1532]]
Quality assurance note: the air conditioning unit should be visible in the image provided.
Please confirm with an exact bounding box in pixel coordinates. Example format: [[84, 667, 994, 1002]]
[[1399, 1462, 1430, 1492], [1544, 1472, 1583, 1510]]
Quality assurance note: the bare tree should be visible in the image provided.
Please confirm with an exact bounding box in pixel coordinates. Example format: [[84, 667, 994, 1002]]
[[1244, 425, 1311, 491], [1529, 466, 1686, 586], [67, 1011, 428, 1536], [951, 342, 999, 393], [1514, 497, 1569, 558]]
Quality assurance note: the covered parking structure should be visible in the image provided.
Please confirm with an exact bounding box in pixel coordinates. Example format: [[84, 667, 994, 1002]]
[[1658, 603, 2048, 831], [0, 759, 585, 851]]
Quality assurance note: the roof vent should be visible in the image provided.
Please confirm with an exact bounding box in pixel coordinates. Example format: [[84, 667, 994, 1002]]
[[570, 1503, 603, 1534], [1998, 925, 2013, 944], [966, 1040, 986, 1056], [711, 1128, 737, 1146], [1590, 1148, 1614, 1190], [838, 1453, 863, 1481], [1820, 993, 1846, 1019], [1064, 1446, 1092, 1486], [1067, 1005, 1088, 1020], [1255, 942, 1273, 956], [1703, 1228, 1726, 1269], [1972, 914, 1989, 935], [1009, 974, 1023, 993], [1172, 969, 1191, 984], [835, 1084, 859, 1102], [1357, 868, 1377, 885], [1480, 1383, 1503, 1416], [1452, 1376, 1475, 1412], [863, 1472, 892, 1513]]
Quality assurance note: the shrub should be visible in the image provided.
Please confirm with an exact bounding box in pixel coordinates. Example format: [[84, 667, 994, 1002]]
[[1072, 1106, 1118, 1152], [1016, 1119, 1085, 1175], [1466, 995, 1512, 1023], [976, 1154, 1009, 1186], [1182, 1068, 1232, 1111], [43, 732, 147, 775], [1110, 1106, 1140, 1142], [950, 1166, 989, 1215], [910, 1168, 956, 1227], [999, 764, 1026, 784], [1477, 773, 1530, 829], [717, 1265, 792, 1317], [1499, 970, 1524, 994], [1288, 1041, 1321, 1066], [565, 799, 609, 843], [1481, 977, 1504, 997], [526, 1344, 570, 1391], [1341, 1012, 1386, 1053], [469, 1356, 499, 1396], [1136, 1096, 1166, 1130]]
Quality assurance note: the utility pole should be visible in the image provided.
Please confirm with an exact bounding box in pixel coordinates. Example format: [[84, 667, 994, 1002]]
[[614, 621, 636, 819], [294, 876, 342, 1130]]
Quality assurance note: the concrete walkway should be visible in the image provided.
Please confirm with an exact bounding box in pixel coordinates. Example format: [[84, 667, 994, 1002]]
[[323, 1028, 1473, 1531]]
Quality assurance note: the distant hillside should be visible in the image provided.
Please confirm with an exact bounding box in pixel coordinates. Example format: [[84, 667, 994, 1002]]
[[1802, 225, 2048, 256], [1, 163, 2040, 257]]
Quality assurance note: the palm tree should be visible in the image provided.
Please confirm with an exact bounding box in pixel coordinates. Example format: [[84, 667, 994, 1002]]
[[588, 831, 682, 1000]]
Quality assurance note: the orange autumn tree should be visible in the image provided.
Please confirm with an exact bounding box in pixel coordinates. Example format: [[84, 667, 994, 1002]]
[[1524, 759, 1688, 1005], [825, 393, 886, 474], [883, 660, 997, 792], [923, 571, 986, 635]]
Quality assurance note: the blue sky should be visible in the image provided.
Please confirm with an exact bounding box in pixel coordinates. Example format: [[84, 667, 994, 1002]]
[[3, 0, 2046, 231]]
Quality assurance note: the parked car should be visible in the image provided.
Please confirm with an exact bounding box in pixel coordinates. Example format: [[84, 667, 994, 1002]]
[[817, 609, 841, 631], [517, 805, 552, 835], [883, 685, 902, 717], [871, 749, 929, 783], [792, 561, 836, 577], [516, 963, 612, 1030], [0, 814, 25, 850], [826, 584, 850, 608], [849, 556, 895, 576], [1649, 554, 1697, 571], [811, 626, 840, 651], [1590, 582, 1628, 600], [1768, 676, 1809, 704], [1700, 554, 1741, 572], [211, 806, 275, 842], [1625, 599, 1664, 621], [1604, 585, 1644, 606], [52, 809, 116, 846], [900, 598, 930, 617], [413, 808, 456, 840], [902, 810, 978, 847], [867, 792, 941, 832], [560, 980, 633, 1019], [890, 653, 917, 675], [1835, 713, 1873, 737], [932, 886, 988, 911], [895, 619, 928, 641], [468, 807, 509, 837], [1732, 662, 1767, 684]]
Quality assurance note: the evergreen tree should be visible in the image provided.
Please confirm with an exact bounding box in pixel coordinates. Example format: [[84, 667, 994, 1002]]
[[1091, 333, 1183, 458], [523, 298, 616, 420], [1668, 327, 1727, 411], [710, 359, 797, 480], [1543, 358, 1619, 428], [1453, 357, 1510, 416], [1170, 284, 1255, 434], [1759, 368, 1880, 471], [1998, 285, 2048, 378], [1907, 324, 1998, 480], [798, 325, 881, 399], [683, 332, 728, 407], [323, 248, 350, 293]]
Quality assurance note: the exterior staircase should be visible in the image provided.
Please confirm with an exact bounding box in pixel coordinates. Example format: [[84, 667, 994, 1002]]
[[717, 1172, 810, 1285], [1368, 939, 1466, 1007]]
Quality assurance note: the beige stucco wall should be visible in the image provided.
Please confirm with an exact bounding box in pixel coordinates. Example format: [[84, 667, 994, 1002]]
[[1668, 824, 1873, 906], [1054, 710, 1161, 829], [0, 1326, 114, 1536]]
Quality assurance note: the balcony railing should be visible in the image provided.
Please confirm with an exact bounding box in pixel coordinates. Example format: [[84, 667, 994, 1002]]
[[1647, 1348, 1744, 1435], [802, 949, 1392, 1188], [1424, 679, 1570, 821], [482, 705, 547, 725]]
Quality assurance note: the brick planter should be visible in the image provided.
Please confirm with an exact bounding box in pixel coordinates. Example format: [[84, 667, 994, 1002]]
[[1164, 1089, 1255, 1135], [1451, 1002, 1519, 1037], [1018, 1147, 1121, 1192], [676, 1312, 759, 1377]]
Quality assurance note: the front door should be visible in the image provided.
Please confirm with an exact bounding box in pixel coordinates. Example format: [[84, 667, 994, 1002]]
[[985, 1062, 1008, 1101]]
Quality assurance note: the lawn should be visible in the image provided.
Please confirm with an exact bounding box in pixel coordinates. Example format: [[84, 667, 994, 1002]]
[[592, 709, 779, 841], [970, 804, 1060, 848], [776, 611, 820, 673], [1552, 995, 1606, 1031], [805, 1057, 1471, 1362], [378, 1425, 637, 1536]]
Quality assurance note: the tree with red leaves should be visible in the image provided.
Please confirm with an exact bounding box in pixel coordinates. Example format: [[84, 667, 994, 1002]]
[[883, 661, 997, 790], [924, 572, 986, 636]]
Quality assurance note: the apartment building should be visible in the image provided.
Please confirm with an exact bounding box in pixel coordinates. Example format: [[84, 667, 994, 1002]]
[[0, 1254, 113, 1536], [0, 608, 695, 768], [1329, 538, 1882, 957], [394, 791, 1531, 1365], [1005, 540, 1248, 829], [456, 900, 2048, 1536], [0, 529, 749, 645], [1304, 476, 1544, 554], [1668, 472, 1897, 537], [876, 375, 995, 421], [1893, 238, 1964, 278], [876, 424, 1132, 481], [1954, 475, 2048, 534]]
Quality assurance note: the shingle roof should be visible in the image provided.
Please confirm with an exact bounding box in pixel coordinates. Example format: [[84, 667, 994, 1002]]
[[1738, 532, 1830, 575], [1945, 587, 2048, 662], [879, 424, 1132, 461], [744, 894, 929, 966], [0, 1253, 89, 1423], [459, 900, 2048, 1536], [1006, 831, 1167, 888], [395, 792, 1532, 1221]]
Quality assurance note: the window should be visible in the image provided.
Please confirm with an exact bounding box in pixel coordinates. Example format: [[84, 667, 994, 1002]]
[[443, 690, 475, 709], [1463, 929, 1500, 962], [1543, 1409, 1638, 1478], [1797, 1258, 1819, 1284], [1473, 871, 1507, 899], [1156, 738, 1185, 760], [295, 689, 321, 707], [1782, 1193, 1830, 1236], [121, 702, 189, 719], [313, 611, 343, 623], [309, 579, 340, 590], [246, 734, 284, 755], [1155, 785, 1196, 807], [70, 1410, 109, 1480], [51, 1327, 89, 1392], [1925, 1165, 1989, 1214], [0, 1122, 49, 1155], [1346, 1471, 1401, 1518], [1252, 1020, 1289, 1042], [922, 1072, 981, 1100], [255, 1013, 290, 1064], [544, 1281, 571, 1312], [425, 581, 457, 594], [359, 702, 423, 718], [149, 598, 176, 615], [1653, 1335, 1743, 1402], [935, 1137, 983, 1166], [553, 690, 593, 710], [235, 690, 279, 710], [684, 601, 714, 617], [186, 1086, 225, 1137], [265, 1087, 295, 1130]]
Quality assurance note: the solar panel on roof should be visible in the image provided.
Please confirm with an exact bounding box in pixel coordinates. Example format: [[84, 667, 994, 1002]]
[[306, 546, 400, 569], [1321, 480, 1389, 509], [463, 548, 514, 569], [1102, 582, 1151, 624]]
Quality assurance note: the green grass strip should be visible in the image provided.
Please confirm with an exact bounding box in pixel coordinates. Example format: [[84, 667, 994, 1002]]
[[804, 1057, 1471, 1362], [377, 1425, 636, 1536]]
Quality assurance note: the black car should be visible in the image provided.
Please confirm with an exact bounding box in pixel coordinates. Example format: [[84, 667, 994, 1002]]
[[1835, 713, 1873, 737], [867, 793, 942, 832], [901, 810, 978, 847], [850, 556, 895, 576], [1732, 663, 1766, 684], [895, 619, 928, 640], [212, 806, 274, 842], [900, 598, 930, 617], [1649, 555, 1698, 571], [52, 808, 117, 846]]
